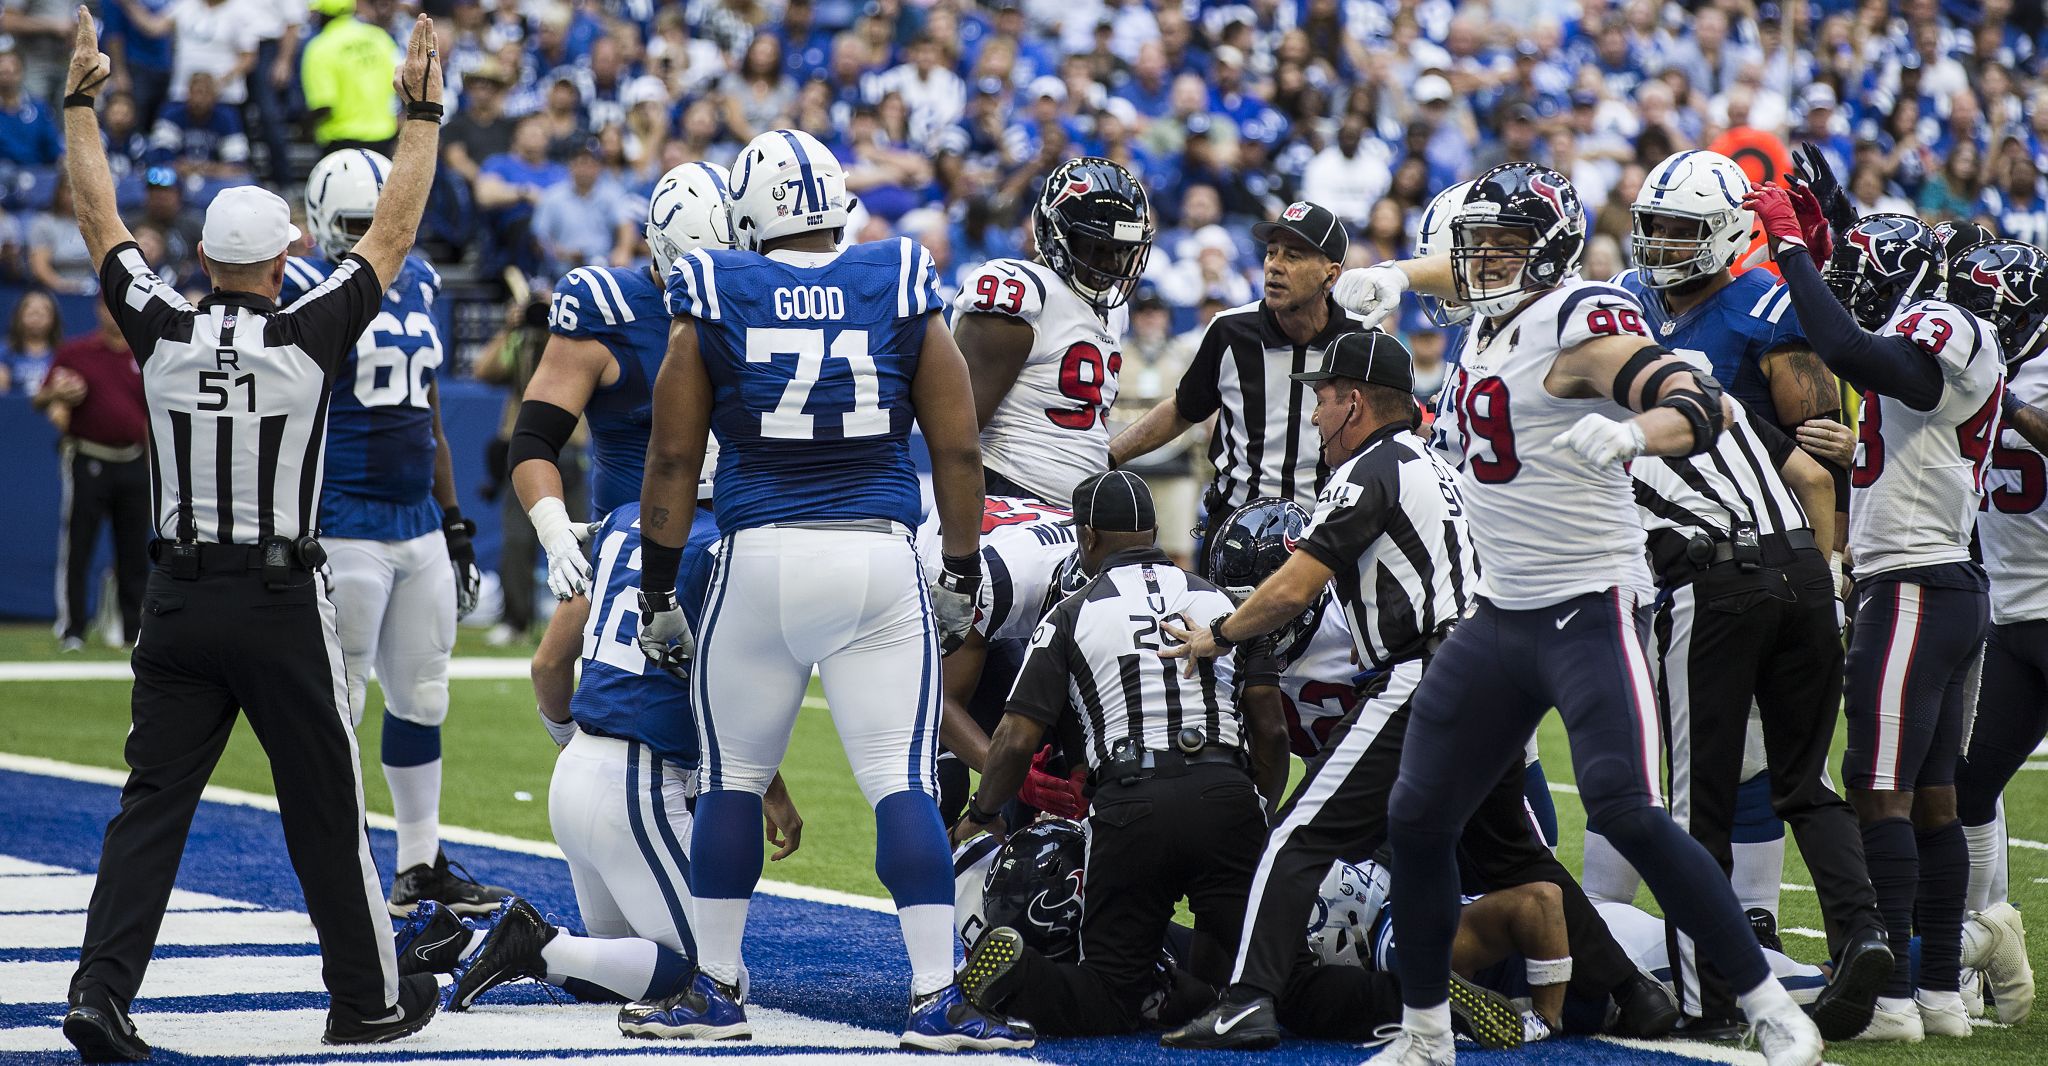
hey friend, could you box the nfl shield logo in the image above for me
[1283,202,1311,221]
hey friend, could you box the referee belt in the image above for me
[1093,743,1246,787]
[149,538,323,579]
[1652,528,1815,577]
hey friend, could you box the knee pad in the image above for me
[385,679,451,729]
[1574,752,1660,829]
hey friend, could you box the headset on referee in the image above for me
[56,9,451,1061]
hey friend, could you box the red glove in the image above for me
[1742,182,1806,259]
[1018,745,1088,820]
[1785,182,1834,264]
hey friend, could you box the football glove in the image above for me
[1017,745,1088,820]
[1553,413,1647,466]
[1793,142,1858,239]
[636,588,696,674]
[931,553,983,655]
[529,497,598,601]
[1743,183,1805,256]
[1332,264,1409,329]
[443,509,481,619]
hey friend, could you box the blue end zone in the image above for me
[0,767,1737,1066]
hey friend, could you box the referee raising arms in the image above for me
[58,10,448,1060]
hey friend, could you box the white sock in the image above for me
[1737,975,1796,1019]
[1405,1002,1452,1037]
[384,759,442,872]
[1876,995,1914,1013]
[1732,838,1785,916]
[1965,811,2008,913]
[899,903,956,997]
[541,933,660,1000]
[1917,989,1962,1012]
[1961,917,1997,971]
[693,898,750,987]
[1581,831,1641,906]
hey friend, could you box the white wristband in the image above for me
[539,707,578,748]
[528,496,574,545]
[1524,955,1573,987]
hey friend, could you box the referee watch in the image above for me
[1209,612,1240,652]
[963,796,1001,826]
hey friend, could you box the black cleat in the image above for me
[388,849,513,917]
[1748,908,1783,953]
[957,926,1029,1012]
[1159,988,1280,1050]
[1807,927,1893,1041]
[394,900,473,976]
[448,898,557,1010]
[1449,971,1523,1050]
[1671,1015,1745,1041]
[323,973,438,1044]
[1610,970,1681,1038]
[62,994,150,1063]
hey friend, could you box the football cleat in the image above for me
[1855,999,1924,1042]
[1917,992,1972,1038]
[62,993,150,1063]
[1521,1010,1553,1043]
[1362,1024,1455,1065]
[901,985,1037,1052]
[619,970,751,1040]
[1751,1000,1824,1066]
[394,900,473,976]
[323,972,438,1044]
[1807,927,1891,1041]
[447,898,556,1010]
[1972,902,2034,1024]
[1748,908,1783,953]
[1159,988,1280,1050]
[957,926,1028,1011]
[1448,971,1522,1050]
[1610,970,1681,1038]
[1961,969,1986,1019]
[388,850,513,916]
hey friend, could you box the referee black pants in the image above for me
[1648,550,1882,1019]
[70,555,400,1020]
[58,449,151,644]
[1002,762,1268,1036]
[1229,659,1640,1025]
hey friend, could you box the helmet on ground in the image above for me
[1821,213,1940,330]
[982,819,1087,962]
[305,149,391,262]
[1451,162,1587,318]
[1305,860,1389,967]
[728,130,854,251]
[1630,150,1754,290]
[647,161,733,270]
[1415,180,1474,326]
[1034,157,1155,310]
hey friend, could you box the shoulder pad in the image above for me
[1885,300,1986,375]
[1555,282,1653,351]
[554,267,642,334]
[953,258,1049,324]
[663,250,724,322]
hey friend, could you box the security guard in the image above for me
[57,11,448,1060]
[948,470,1292,1037]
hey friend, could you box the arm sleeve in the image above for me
[98,242,193,363]
[1173,317,1228,423]
[1004,614,1078,727]
[1777,246,1943,410]
[1295,459,1394,574]
[277,253,384,376]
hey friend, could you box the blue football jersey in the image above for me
[281,252,445,541]
[572,502,721,768]
[550,265,673,512]
[666,238,943,533]
[1615,268,1806,415]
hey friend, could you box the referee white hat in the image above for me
[201,186,304,264]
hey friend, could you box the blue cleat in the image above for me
[900,985,1037,1052]
[618,969,751,1040]
[393,900,474,976]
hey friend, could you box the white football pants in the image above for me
[324,532,454,729]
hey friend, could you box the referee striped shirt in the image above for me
[100,241,385,545]
[1175,296,1370,510]
[1006,547,1244,767]
[1631,395,1809,577]
[1295,425,1474,670]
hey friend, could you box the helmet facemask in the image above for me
[1631,207,1734,290]
[1453,219,1551,319]
[1038,211,1151,310]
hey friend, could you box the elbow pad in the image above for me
[508,400,579,474]
[1656,371,1726,456]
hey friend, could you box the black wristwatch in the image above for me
[1209,612,1239,651]
[963,797,1000,826]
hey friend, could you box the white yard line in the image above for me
[0,658,541,682]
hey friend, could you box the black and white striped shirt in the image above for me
[1631,396,1809,578]
[1006,547,1243,767]
[1296,426,1473,670]
[100,242,384,545]
[1175,296,1369,510]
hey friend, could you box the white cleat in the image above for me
[1751,1002,1823,1066]
[1961,970,1986,1019]
[1972,902,2034,1024]
[1361,1024,1455,1066]
[1917,993,1972,1038]
[1856,1000,1925,1042]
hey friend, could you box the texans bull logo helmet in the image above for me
[1822,213,1941,330]
[981,819,1088,962]
[1034,157,1155,310]
[1947,239,2048,368]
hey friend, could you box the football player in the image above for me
[1336,162,1824,1066]
[1749,187,2004,1040]
[284,149,505,915]
[511,161,733,602]
[631,129,1031,1051]
[953,157,1153,504]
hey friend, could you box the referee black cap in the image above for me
[1291,330,1414,394]
[1252,201,1348,263]
[1073,470,1155,532]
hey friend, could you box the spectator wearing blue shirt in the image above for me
[778,0,833,83]
[146,72,250,181]
[532,140,631,273]
[1978,149,2048,248]
[1794,83,1855,181]
[98,91,151,188]
[0,290,61,398]
[0,52,61,170]
[475,116,569,279]
[101,0,176,127]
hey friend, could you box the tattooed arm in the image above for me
[1763,344,1848,552]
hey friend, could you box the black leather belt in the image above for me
[1652,528,1817,578]
[149,537,324,580]
[1093,743,1246,787]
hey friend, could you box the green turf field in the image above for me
[1,621,2042,1063]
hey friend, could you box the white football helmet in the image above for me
[647,161,735,272]
[1415,179,1475,326]
[1631,150,1755,289]
[1304,860,1390,967]
[305,149,391,262]
[727,129,855,252]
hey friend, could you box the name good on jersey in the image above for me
[1850,300,2005,579]
[573,502,723,768]
[281,252,444,540]
[550,265,674,513]
[1434,279,1654,609]
[670,238,941,533]
[1980,355,2048,623]
[916,495,1076,643]
[1616,268,1804,417]
[1273,603,1362,757]
[953,258,1129,504]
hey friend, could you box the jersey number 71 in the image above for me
[746,326,890,440]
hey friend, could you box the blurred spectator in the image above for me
[240,0,306,185]
[872,34,964,147]
[0,0,70,102]
[1,289,61,396]
[1794,84,1854,180]
[1301,113,1391,228]
[1475,102,1543,174]
[1158,223,1253,308]
[442,59,515,186]
[1918,139,1982,221]
[147,72,250,180]
[0,211,23,282]
[1584,232,1624,282]
[646,7,725,97]
[533,140,630,273]
[98,90,150,184]
[536,73,590,159]
[475,114,567,278]
[1979,149,2048,248]
[112,0,256,110]
[301,0,398,152]
[720,34,797,144]
[1355,197,1407,266]
[28,172,93,295]
[101,0,176,127]
[0,51,61,169]
[1848,161,1913,217]
[563,35,630,131]
[136,166,200,274]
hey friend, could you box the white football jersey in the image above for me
[953,258,1129,504]
[916,495,1078,643]
[1275,603,1361,757]
[1976,353,2046,623]
[1849,299,2005,580]
[1435,278,1655,609]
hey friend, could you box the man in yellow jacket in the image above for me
[301,0,399,151]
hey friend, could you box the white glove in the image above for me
[1332,264,1410,329]
[930,554,984,655]
[529,497,596,600]
[636,587,696,674]
[1552,414,1648,466]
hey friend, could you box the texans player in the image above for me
[1335,163,1823,1065]
[1749,188,2004,1041]
[284,149,505,915]
[511,161,733,602]
[953,157,1153,504]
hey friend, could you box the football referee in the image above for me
[59,11,448,1060]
